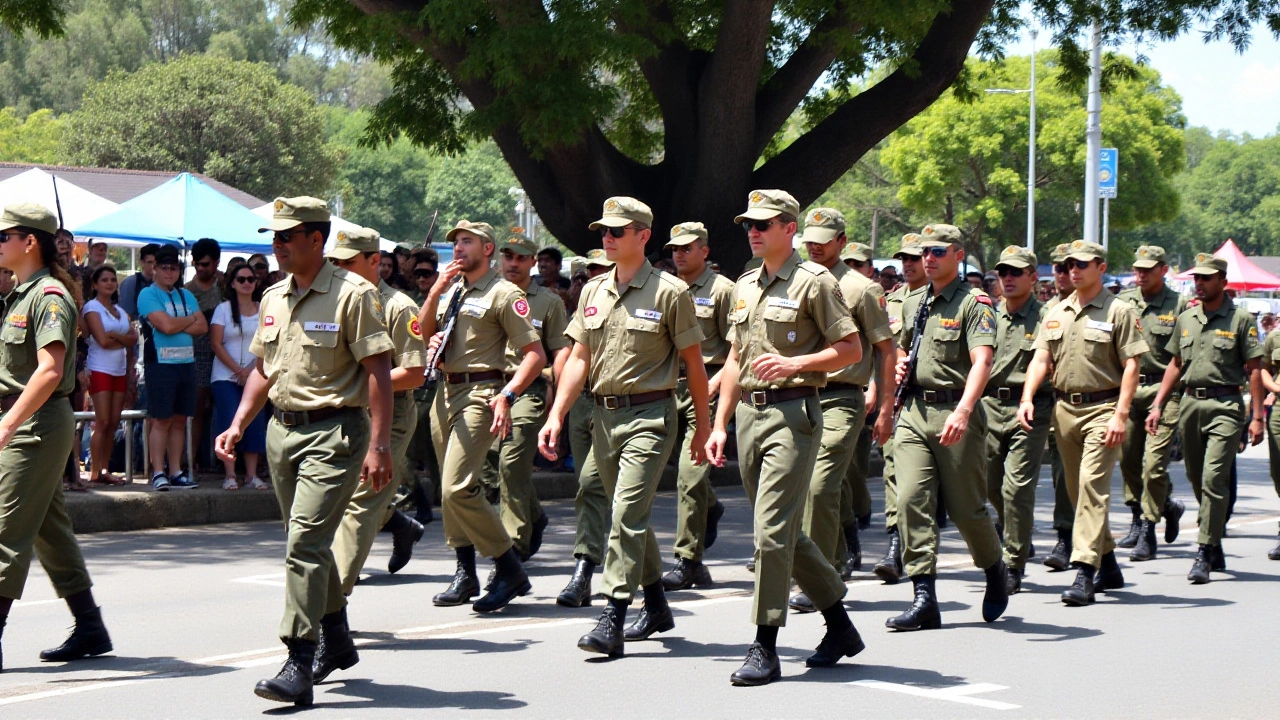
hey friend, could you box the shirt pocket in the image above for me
[762,306,799,348]
[624,316,662,351]
[300,328,339,375]
[1211,335,1237,358]
[694,305,715,320]
[257,325,280,367]
[1,325,26,366]
[1082,328,1112,359]
[932,327,962,361]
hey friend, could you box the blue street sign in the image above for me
[1099,147,1118,199]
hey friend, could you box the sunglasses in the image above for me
[157,263,180,271]
[996,267,1026,278]
[740,219,779,233]
[414,269,436,278]
[923,247,951,258]
[273,229,306,243]
[233,275,256,285]
[0,231,25,244]
[252,263,269,271]
[1068,259,1094,270]
[600,226,638,238]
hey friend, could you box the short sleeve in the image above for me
[137,286,162,319]
[855,286,893,346]
[211,301,231,328]
[965,295,997,350]
[809,273,857,344]
[345,286,395,362]
[1242,315,1263,361]
[33,292,75,350]
[668,288,704,351]
[389,301,428,369]
[1112,303,1150,362]
[498,287,540,351]
[1032,308,1055,353]
[715,281,734,348]
[1263,332,1280,371]
[1164,319,1182,359]
[542,295,571,352]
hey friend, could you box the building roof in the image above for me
[0,162,264,209]
[1251,256,1280,278]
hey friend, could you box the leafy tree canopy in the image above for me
[0,106,62,162]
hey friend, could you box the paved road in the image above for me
[3,445,1279,717]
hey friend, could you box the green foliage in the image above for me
[60,54,339,199]
[0,107,62,162]
[327,107,434,242]
[813,143,921,255]
[424,141,518,232]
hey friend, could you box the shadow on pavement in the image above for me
[1101,591,1233,608]
[796,662,971,686]
[284,677,526,713]
[948,615,1104,641]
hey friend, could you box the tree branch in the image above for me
[615,1,701,163]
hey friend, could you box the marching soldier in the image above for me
[416,221,547,612]
[982,246,1051,594]
[216,197,396,705]
[327,226,427,621]
[791,208,895,613]
[1259,318,1280,560]
[557,249,614,607]
[661,222,733,591]
[885,224,1007,631]
[1116,245,1188,560]
[1145,253,1263,583]
[706,190,866,686]
[1019,240,1147,607]
[1042,243,1076,571]
[538,197,708,658]
[0,204,112,673]
[872,234,927,584]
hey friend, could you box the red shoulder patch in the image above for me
[1187,299,1201,308]
[263,315,275,327]
[584,306,597,317]
[974,294,994,307]
[513,297,530,318]
[43,286,65,296]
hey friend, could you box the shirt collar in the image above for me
[760,251,801,286]
[689,265,716,289]
[1196,296,1235,321]
[13,267,52,294]
[1001,296,1038,319]
[467,266,501,293]
[1068,286,1112,312]
[935,275,967,302]
[290,259,337,296]
[606,260,655,295]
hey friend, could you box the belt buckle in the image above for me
[1069,393,1084,404]
[750,390,768,406]
[602,395,621,410]
[279,411,300,426]
[1193,388,1207,399]
[997,387,1012,400]
[922,390,938,403]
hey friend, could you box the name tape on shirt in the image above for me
[1086,320,1114,332]
[305,322,340,332]
[532,318,543,329]
[694,297,715,307]
[463,298,492,311]
[634,308,663,322]
[7,314,26,328]
[767,297,800,310]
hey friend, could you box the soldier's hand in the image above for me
[751,353,800,382]
[1103,413,1127,447]
[939,406,970,446]
[214,427,241,462]
[705,429,728,467]
[488,394,513,439]
[894,357,909,385]
[1144,408,1162,436]
[689,425,710,466]
[362,446,392,492]
[538,418,562,461]
[872,409,894,445]
[1016,400,1034,431]
[428,332,444,356]
[433,261,464,293]
[1249,417,1265,446]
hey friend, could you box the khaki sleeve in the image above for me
[1263,331,1280,371]
[1111,302,1150,362]
[668,286,704,351]
[715,279,733,347]
[390,300,428,369]
[1164,317,1183,359]
[32,292,76,351]
[855,286,893,346]
[810,272,858,344]
[499,287,541,350]
[346,286,395,362]
[964,295,997,350]
[543,295,571,352]
[1242,313,1263,362]
[1032,307,1055,354]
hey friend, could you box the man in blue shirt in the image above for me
[138,246,206,490]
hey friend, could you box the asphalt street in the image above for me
[2,444,1279,718]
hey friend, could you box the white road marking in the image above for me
[230,573,287,587]
[0,677,164,707]
[852,679,1020,710]
[11,599,62,609]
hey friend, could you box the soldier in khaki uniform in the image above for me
[1258,324,1280,560]
[1041,243,1076,571]
[982,246,1051,594]
[538,196,708,658]
[872,234,927,583]
[0,204,112,673]
[1145,253,1264,583]
[790,208,895,613]
[1116,245,1188,560]
[661,222,734,591]
[1020,240,1147,607]
[705,190,866,686]
[326,226,427,619]
[416,220,546,612]
[216,197,396,706]
[557,249,614,608]
[885,224,1007,632]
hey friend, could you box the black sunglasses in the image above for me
[414,269,436,278]
[252,263,269,271]
[923,247,950,258]
[233,275,256,284]
[740,219,778,233]
[273,229,306,243]
[0,231,25,244]
[1068,259,1094,270]
[996,266,1026,278]
[600,225,638,239]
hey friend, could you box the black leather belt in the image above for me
[984,384,1052,401]
[821,382,863,395]
[273,406,350,428]
[679,363,724,380]
[595,389,673,410]
[908,388,965,404]
[1055,388,1121,405]
[740,386,818,407]
[1138,373,1162,385]
[446,370,504,385]
[1185,385,1240,400]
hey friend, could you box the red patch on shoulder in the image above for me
[1187,299,1201,308]
[43,286,64,296]
[584,306,597,317]
[974,294,994,307]
[263,315,275,326]
[513,297,530,318]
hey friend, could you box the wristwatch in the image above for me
[500,389,518,405]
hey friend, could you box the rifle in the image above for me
[422,210,440,246]
[424,282,465,388]
[891,292,934,424]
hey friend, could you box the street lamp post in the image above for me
[985,29,1037,251]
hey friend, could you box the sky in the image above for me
[1002,23,1280,138]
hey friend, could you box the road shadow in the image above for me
[354,572,448,587]
[844,599,973,614]
[947,615,1103,641]
[347,632,540,656]
[279,677,525,713]
[7,654,235,681]
[1101,591,1233,608]
[795,662,971,686]
[616,636,811,664]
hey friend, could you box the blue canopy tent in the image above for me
[71,172,272,253]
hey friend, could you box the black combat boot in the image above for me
[705,500,725,550]
[578,602,625,657]
[556,557,595,607]
[1209,543,1226,572]
[1,616,6,673]
[312,608,359,683]
[885,575,941,631]
[384,510,425,574]
[1130,519,1158,562]
[473,549,531,613]
[661,556,712,591]
[1162,496,1185,543]
[1188,545,1212,584]
[1270,523,1280,561]
[788,592,816,613]
[730,642,781,686]
[805,602,864,667]
[1095,550,1125,592]
[255,639,315,705]
[522,511,549,561]
[982,560,1009,622]
[1061,564,1096,606]
[873,528,904,584]
[844,523,862,573]
[624,583,674,641]
[39,606,112,662]
[1043,528,1072,571]
[1005,565,1022,595]
[433,549,481,607]
[1116,506,1142,549]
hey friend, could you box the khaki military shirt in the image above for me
[503,281,569,375]
[729,251,858,392]
[889,284,928,347]
[1166,298,1261,389]
[685,265,735,366]
[379,280,427,372]
[437,267,540,375]
[989,296,1046,390]
[251,261,394,412]
[0,269,76,398]
[1262,329,1280,373]
[828,262,892,386]
[566,260,702,396]
[899,275,997,391]
[1034,288,1148,394]
[1119,284,1187,376]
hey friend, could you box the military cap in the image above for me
[395,241,416,253]
[501,230,538,256]
[1132,244,1168,269]
[589,196,653,230]
[326,226,381,260]
[919,224,962,248]
[259,196,330,232]
[1187,252,1228,276]
[445,219,496,244]
[666,222,708,247]
[894,233,923,258]
[584,248,614,267]
[734,189,800,223]
[841,242,873,262]
[798,208,846,245]
[0,202,58,235]
[1050,243,1072,264]
[1065,239,1107,262]
[995,245,1038,269]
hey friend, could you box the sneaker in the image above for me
[247,477,270,490]
[152,472,171,492]
[168,471,199,489]
[222,477,240,491]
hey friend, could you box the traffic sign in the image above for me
[1099,147,1118,199]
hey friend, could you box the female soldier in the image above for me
[0,203,112,672]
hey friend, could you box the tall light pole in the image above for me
[984,28,1037,251]
[1083,23,1103,246]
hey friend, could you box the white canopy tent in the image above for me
[251,203,397,255]
[0,168,128,242]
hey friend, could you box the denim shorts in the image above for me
[144,362,197,420]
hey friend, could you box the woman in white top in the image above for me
[81,265,137,485]
[209,266,268,490]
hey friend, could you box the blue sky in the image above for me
[1002,24,1280,138]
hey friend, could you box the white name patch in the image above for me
[634,308,663,322]
[304,322,339,332]
[1086,320,1114,332]
[767,297,800,309]
[694,297,715,307]
[463,298,492,310]
[532,319,544,329]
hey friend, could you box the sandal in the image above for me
[66,479,90,493]
[222,477,240,491]
[246,477,270,490]
[94,472,128,486]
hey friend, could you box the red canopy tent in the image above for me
[1173,239,1280,291]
